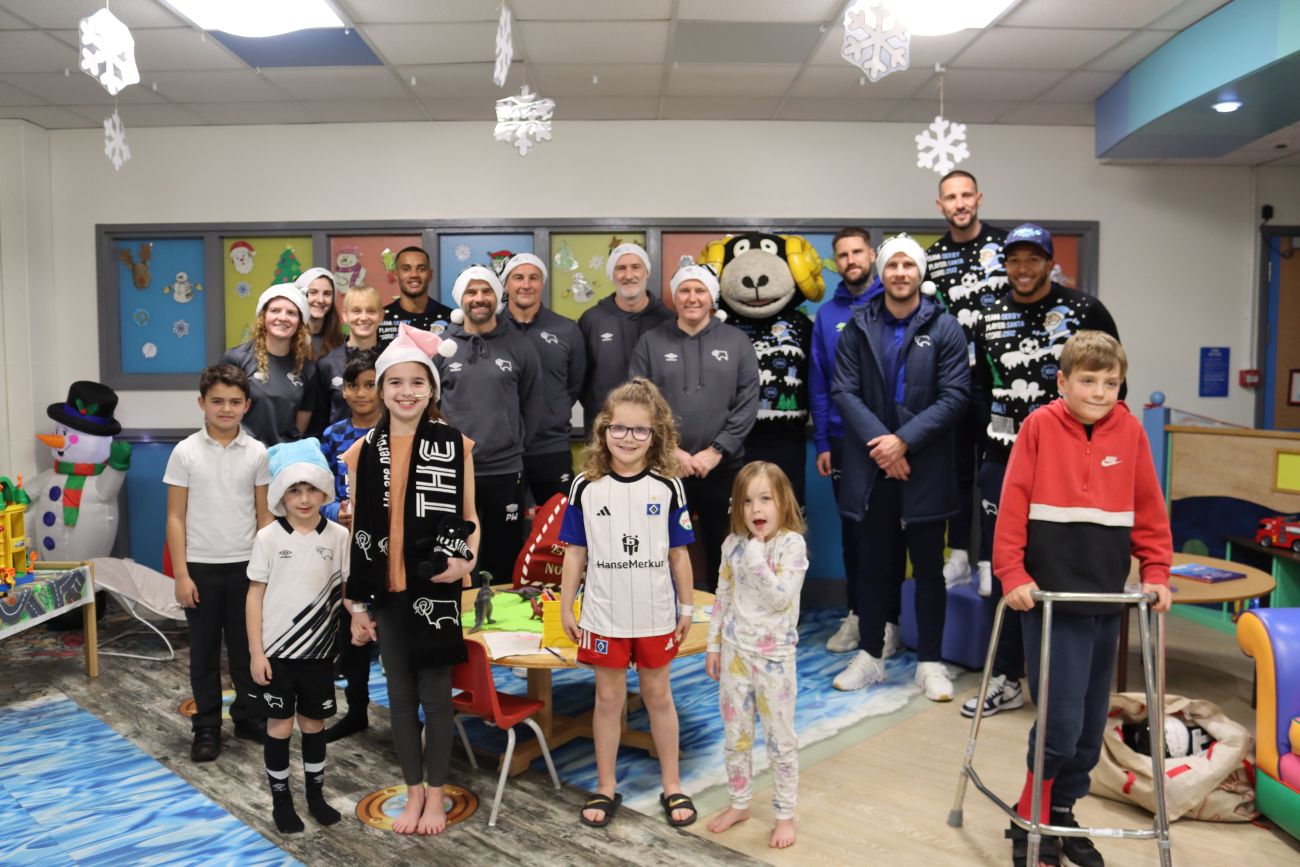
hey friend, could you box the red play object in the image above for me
[1256,514,1300,553]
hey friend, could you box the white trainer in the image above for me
[833,650,886,691]
[882,621,902,658]
[960,674,1025,718]
[915,661,954,701]
[943,549,972,588]
[826,612,860,653]
[977,560,993,597]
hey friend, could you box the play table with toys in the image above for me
[460,587,713,777]
[0,561,98,676]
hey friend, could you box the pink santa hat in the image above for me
[375,323,458,398]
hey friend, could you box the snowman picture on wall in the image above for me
[164,271,202,303]
[25,381,132,562]
[569,271,594,303]
[229,240,256,275]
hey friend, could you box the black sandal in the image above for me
[659,792,698,828]
[580,792,622,828]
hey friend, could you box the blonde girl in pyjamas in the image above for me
[705,461,808,849]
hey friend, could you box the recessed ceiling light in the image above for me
[162,0,343,38]
[1212,100,1243,113]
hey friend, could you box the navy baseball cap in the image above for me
[1004,223,1054,258]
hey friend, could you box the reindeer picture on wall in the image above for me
[119,243,153,289]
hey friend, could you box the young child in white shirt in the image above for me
[705,461,809,850]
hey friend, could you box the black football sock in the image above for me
[265,734,304,833]
[302,729,341,825]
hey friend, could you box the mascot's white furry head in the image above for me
[700,232,824,320]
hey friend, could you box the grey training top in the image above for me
[577,292,674,429]
[504,305,587,455]
[220,342,318,447]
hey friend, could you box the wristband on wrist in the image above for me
[678,603,695,616]
[349,602,368,614]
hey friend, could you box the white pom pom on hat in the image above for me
[450,264,505,324]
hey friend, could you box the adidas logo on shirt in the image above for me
[596,505,611,516]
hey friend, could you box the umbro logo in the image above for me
[278,549,293,559]
[1101,456,1121,467]
[596,506,611,516]
[664,352,679,362]
[600,332,614,342]
[449,362,463,373]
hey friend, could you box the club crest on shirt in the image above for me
[646,503,661,516]
[679,511,693,531]
[539,331,559,345]
[496,358,513,373]
[315,546,333,561]
[594,639,609,655]
[711,349,729,362]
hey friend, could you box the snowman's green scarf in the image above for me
[53,461,105,527]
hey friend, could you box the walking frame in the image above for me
[948,590,1173,867]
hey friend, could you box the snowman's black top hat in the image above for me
[47,381,122,436]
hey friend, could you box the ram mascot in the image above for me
[699,232,824,503]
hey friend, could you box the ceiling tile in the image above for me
[0,105,95,127]
[1000,0,1183,29]
[810,28,983,70]
[130,28,248,71]
[419,98,496,120]
[786,65,931,99]
[0,0,183,29]
[398,63,525,98]
[1146,0,1231,30]
[998,102,1095,126]
[259,67,408,101]
[953,26,1133,70]
[887,99,1020,124]
[0,8,32,28]
[0,70,165,104]
[0,77,44,105]
[298,98,426,123]
[774,97,902,122]
[677,0,841,22]
[519,22,668,64]
[661,97,780,120]
[939,69,1066,101]
[551,96,660,119]
[185,101,316,125]
[344,0,499,24]
[530,64,662,97]
[0,31,83,73]
[363,22,498,65]
[1036,70,1123,102]
[674,21,821,64]
[1084,30,1177,71]
[68,102,206,127]
[667,64,800,98]
[152,70,287,103]
[510,0,672,20]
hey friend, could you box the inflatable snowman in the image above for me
[25,382,131,562]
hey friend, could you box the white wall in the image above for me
[3,118,1292,474]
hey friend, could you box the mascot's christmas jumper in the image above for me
[700,233,824,503]
[26,381,131,562]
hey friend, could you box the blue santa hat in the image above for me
[267,438,335,516]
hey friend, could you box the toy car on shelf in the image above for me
[1256,514,1300,553]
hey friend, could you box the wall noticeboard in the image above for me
[116,238,208,374]
[1199,346,1230,398]
[222,236,314,349]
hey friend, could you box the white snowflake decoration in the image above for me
[103,110,130,171]
[915,115,970,174]
[235,280,251,297]
[493,6,513,87]
[79,8,140,96]
[588,255,605,270]
[141,342,158,359]
[454,244,472,262]
[494,86,555,156]
[172,319,190,338]
[842,1,909,83]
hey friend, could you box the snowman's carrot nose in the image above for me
[36,434,65,449]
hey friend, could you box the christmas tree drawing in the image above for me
[273,246,302,284]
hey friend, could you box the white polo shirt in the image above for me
[163,425,270,563]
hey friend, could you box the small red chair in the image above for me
[452,639,561,826]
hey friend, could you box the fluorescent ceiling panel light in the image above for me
[887,0,1017,37]
[163,0,344,38]
[1211,100,1242,112]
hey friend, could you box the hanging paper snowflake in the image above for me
[915,115,970,174]
[841,1,909,83]
[454,244,472,262]
[80,8,140,96]
[493,6,513,87]
[141,342,158,359]
[172,319,190,338]
[103,110,130,171]
[235,280,251,297]
[494,86,555,156]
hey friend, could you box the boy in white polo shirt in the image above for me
[246,439,349,833]
[165,364,273,762]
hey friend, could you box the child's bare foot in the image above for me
[707,806,750,833]
[392,784,425,835]
[417,786,449,836]
[770,818,795,848]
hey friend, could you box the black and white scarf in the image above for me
[349,416,468,668]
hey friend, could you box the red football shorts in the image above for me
[577,628,679,670]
